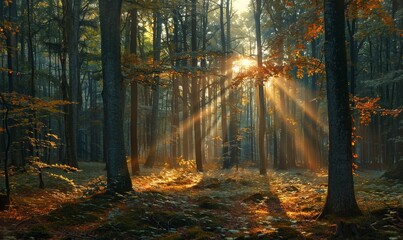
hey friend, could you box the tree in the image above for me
[320,0,361,218]
[254,0,267,175]
[99,0,132,193]
[191,0,203,172]
[144,6,162,168]
[6,0,17,93]
[220,0,229,168]
[62,0,82,168]
[130,8,140,175]
[0,93,11,210]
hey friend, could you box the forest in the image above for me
[0,0,402,239]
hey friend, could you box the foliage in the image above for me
[353,96,402,126]
[2,165,402,239]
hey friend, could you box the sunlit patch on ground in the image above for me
[1,162,402,239]
[132,168,203,192]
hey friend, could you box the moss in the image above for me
[243,192,271,203]
[92,204,148,238]
[160,226,217,240]
[191,212,226,231]
[194,178,221,189]
[197,196,222,210]
[147,210,193,229]
[16,225,53,239]
[45,202,101,226]
[271,227,305,239]
[94,206,193,238]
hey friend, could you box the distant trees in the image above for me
[99,0,132,192]
[0,0,400,193]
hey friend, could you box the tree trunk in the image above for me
[6,0,17,92]
[320,0,361,218]
[255,0,267,175]
[0,93,11,210]
[99,0,132,193]
[171,5,181,166]
[62,0,81,168]
[181,4,190,161]
[130,9,140,175]
[220,0,229,168]
[144,10,162,168]
[191,0,203,172]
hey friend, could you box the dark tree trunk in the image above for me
[130,9,140,175]
[171,5,181,166]
[191,0,203,172]
[220,0,229,168]
[144,10,162,168]
[278,84,287,170]
[181,4,190,161]
[255,0,267,175]
[0,93,11,210]
[6,0,17,92]
[320,0,361,218]
[99,0,132,193]
[62,0,81,168]
[227,0,239,168]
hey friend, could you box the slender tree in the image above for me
[0,93,11,210]
[130,8,140,175]
[320,0,361,218]
[191,0,203,172]
[220,0,229,168]
[254,0,267,175]
[144,7,162,168]
[99,0,132,193]
[6,0,17,93]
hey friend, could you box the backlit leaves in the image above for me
[353,96,402,126]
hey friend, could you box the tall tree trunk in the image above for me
[99,0,132,193]
[191,0,203,172]
[181,3,190,161]
[220,0,229,168]
[6,0,17,93]
[26,0,35,97]
[320,0,361,218]
[62,0,81,168]
[255,0,267,175]
[227,0,240,168]
[201,0,209,163]
[130,8,140,175]
[0,93,11,209]
[144,9,162,168]
[171,5,181,166]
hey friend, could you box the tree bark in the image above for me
[220,0,229,168]
[144,9,162,168]
[191,0,203,172]
[130,8,140,175]
[255,0,267,175]
[6,0,17,92]
[62,0,81,168]
[320,0,361,218]
[99,0,132,193]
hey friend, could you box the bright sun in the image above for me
[232,0,250,14]
[232,57,255,73]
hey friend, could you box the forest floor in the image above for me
[0,161,402,239]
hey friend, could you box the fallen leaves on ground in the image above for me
[0,162,402,239]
